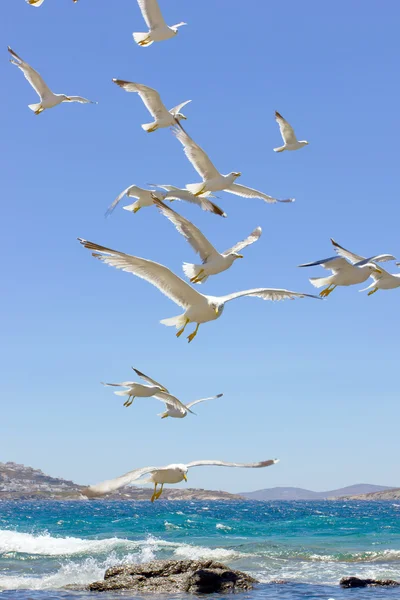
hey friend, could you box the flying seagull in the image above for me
[331,238,396,268]
[359,266,400,296]
[27,0,77,5]
[8,47,96,114]
[102,367,169,407]
[133,0,186,47]
[274,111,309,152]
[157,393,223,419]
[105,185,225,218]
[78,238,320,343]
[174,126,294,203]
[82,458,278,502]
[113,80,190,132]
[153,198,261,283]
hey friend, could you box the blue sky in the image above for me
[1,0,399,493]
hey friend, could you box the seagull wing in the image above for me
[8,46,52,100]
[101,381,135,388]
[78,239,205,309]
[218,288,321,304]
[105,185,142,217]
[137,0,168,30]
[223,227,262,256]
[132,368,168,392]
[169,99,191,116]
[113,80,169,119]
[185,393,223,410]
[64,96,96,104]
[298,256,353,274]
[224,183,294,204]
[275,111,298,144]
[153,198,219,261]
[153,391,190,414]
[173,126,220,180]
[355,254,397,267]
[82,465,159,497]
[330,239,365,264]
[186,458,279,469]
[154,186,226,218]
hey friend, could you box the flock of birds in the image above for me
[13,0,400,501]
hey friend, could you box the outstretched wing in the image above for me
[113,80,169,120]
[275,111,298,144]
[78,238,205,309]
[152,185,226,217]
[219,288,321,304]
[185,393,223,410]
[355,254,397,267]
[153,198,219,261]
[137,0,168,30]
[101,381,135,388]
[64,96,96,104]
[132,368,168,392]
[298,256,352,274]
[173,126,220,180]
[153,391,192,414]
[223,227,262,256]
[105,185,143,217]
[186,458,279,469]
[82,465,159,497]
[169,99,191,116]
[330,238,365,264]
[8,46,53,100]
[224,183,294,204]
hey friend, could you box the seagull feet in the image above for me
[368,287,379,296]
[147,125,158,133]
[133,206,141,214]
[155,485,164,500]
[34,108,43,115]
[138,38,151,46]
[194,186,207,197]
[123,396,135,407]
[320,285,336,298]
[190,269,205,284]
[176,319,190,338]
[187,324,200,343]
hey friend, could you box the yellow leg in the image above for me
[190,269,204,283]
[34,108,43,115]
[187,323,200,343]
[320,284,336,298]
[155,484,164,500]
[151,483,158,502]
[176,318,190,338]
[138,37,151,46]
[133,206,141,214]
[123,396,135,407]
[161,413,169,419]
[194,185,206,197]
[368,287,378,296]
[147,125,158,133]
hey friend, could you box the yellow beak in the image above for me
[183,474,187,481]
[375,268,383,274]
[214,307,219,315]
[237,254,244,259]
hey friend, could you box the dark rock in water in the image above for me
[340,577,400,588]
[88,559,258,593]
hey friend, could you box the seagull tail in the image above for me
[309,276,332,289]
[28,102,41,112]
[141,122,157,132]
[186,183,206,196]
[133,31,153,46]
[183,263,208,284]
[122,201,140,213]
[273,146,285,153]
[160,314,187,328]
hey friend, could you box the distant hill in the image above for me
[341,488,400,501]
[0,462,241,501]
[241,484,394,501]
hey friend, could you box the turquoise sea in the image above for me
[0,500,399,599]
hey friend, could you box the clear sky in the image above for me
[1,0,399,494]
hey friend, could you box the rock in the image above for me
[88,559,258,594]
[340,577,400,588]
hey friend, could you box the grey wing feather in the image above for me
[219,288,321,304]
[137,0,167,30]
[173,126,220,180]
[275,111,297,144]
[185,394,223,410]
[225,183,294,204]
[132,368,168,392]
[330,238,365,264]
[223,227,262,256]
[169,100,191,116]
[8,46,53,100]
[82,465,159,497]
[186,458,279,469]
[298,256,351,272]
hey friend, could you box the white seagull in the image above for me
[82,458,278,502]
[157,393,223,420]
[113,79,190,132]
[78,238,320,343]
[8,47,96,115]
[331,238,396,267]
[174,126,294,203]
[102,367,169,407]
[274,111,309,152]
[359,266,400,296]
[133,0,186,47]
[27,0,77,5]
[105,185,225,218]
[153,198,261,284]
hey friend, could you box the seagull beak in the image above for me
[214,307,219,315]
[374,268,383,274]
[183,474,187,482]
[237,254,244,259]
[181,115,187,120]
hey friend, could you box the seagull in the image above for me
[174,126,294,203]
[274,111,309,152]
[8,47,96,115]
[82,458,278,502]
[157,393,223,419]
[112,80,190,132]
[133,0,186,47]
[105,185,225,218]
[359,266,400,296]
[102,367,169,407]
[27,0,77,5]
[331,238,396,267]
[78,238,320,343]
[153,198,261,284]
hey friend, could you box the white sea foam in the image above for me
[216,523,232,531]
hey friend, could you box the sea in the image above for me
[0,500,399,599]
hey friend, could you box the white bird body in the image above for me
[78,238,320,343]
[174,127,293,203]
[8,47,96,114]
[153,198,261,284]
[82,458,278,501]
[157,393,222,419]
[112,80,190,132]
[133,0,186,47]
[360,267,400,295]
[274,111,309,152]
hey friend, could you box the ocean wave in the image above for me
[216,523,232,531]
